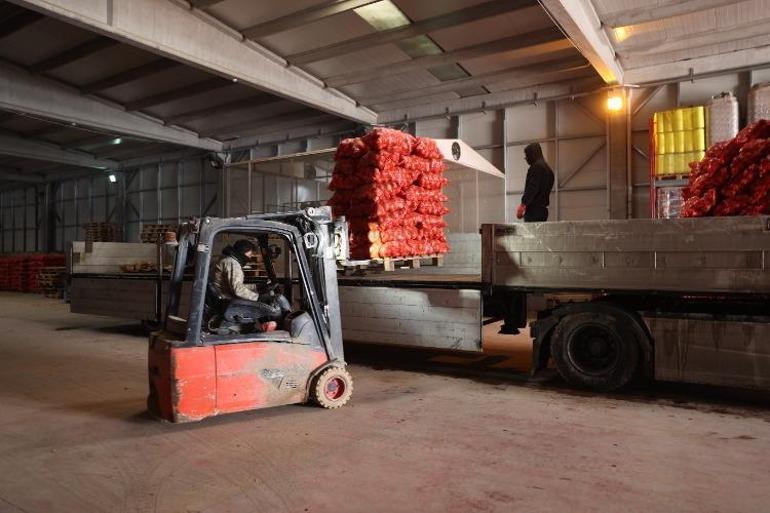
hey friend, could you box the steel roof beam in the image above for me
[0,61,222,151]
[0,8,43,39]
[242,0,379,40]
[188,0,226,8]
[624,46,770,85]
[202,108,324,138]
[0,167,45,183]
[601,0,738,29]
[165,95,284,124]
[376,76,603,123]
[224,113,341,140]
[12,0,376,124]
[80,59,181,95]
[29,37,118,73]
[622,32,770,70]
[360,57,590,106]
[124,77,232,111]
[228,120,358,151]
[22,124,68,140]
[615,17,770,54]
[0,131,118,168]
[540,0,623,84]
[324,28,569,88]
[288,0,537,65]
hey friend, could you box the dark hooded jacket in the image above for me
[521,143,555,210]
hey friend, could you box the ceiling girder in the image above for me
[80,59,181,95]
[0,8,42,39]
[0,61,222,151]
[0,168,45,183]
[29,36,118,73]
[242,0,379,40]
[203,108,323,138]
[166,95,284,124]
[0,131,118,169]
[124,77,231,111]
[11,0,376,124]
[360,57,589,106]
[377,75,603,123]
[539,0,623,84]
[324,28,569,88]
[287,0,537,65]
[602,0,738,29]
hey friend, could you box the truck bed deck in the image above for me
[483,217,770,295]
[338,273,481,290]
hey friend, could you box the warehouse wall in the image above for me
[0,186,43,253]
[0,155,220,253]
[411,68,768,223]
[3,69,770,253]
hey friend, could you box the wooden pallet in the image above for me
[341,254,444,273]
[654,174,690,181]
[140,224,178,244]
[84,223,122,242]
[37,266,66,297]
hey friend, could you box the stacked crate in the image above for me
[37,266,67,298]
[84,222,122,242]
[6,256,24,291]
[652,106,707,177]
[0,256,11,290]
[140,224,178,244]
[0,253,66,292]
[651,106,707,218]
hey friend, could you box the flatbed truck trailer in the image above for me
[70,215,770,392]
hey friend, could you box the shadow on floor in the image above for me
[346,342,770,420]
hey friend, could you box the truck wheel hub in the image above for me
[568,325,621,376]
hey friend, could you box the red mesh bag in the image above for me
[714,195,752,216]
[417,202,449,216]
[351,183,403,203]
[681,188,717,217]
[358,151,400,173]
[682,121,770,217]
[362,128,414,155]
[335,138,368,160]
[415,214,448,229]
[736,119,770,146]
[412,137,442,159]
[401,155,432,174]
[417,174,449,190]
[330,128,449,257]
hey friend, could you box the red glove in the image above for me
[516,203,526,219]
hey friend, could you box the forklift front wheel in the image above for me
[310,367,353,409]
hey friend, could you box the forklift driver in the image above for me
[210,239,291,332]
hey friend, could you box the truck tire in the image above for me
[310,367,353,409]
[551,311,640,391]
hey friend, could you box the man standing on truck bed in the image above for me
[517,142,555,222]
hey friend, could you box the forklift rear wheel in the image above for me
[311,367,353,409]
[551,311,640,392]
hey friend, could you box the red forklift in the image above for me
[147,207,353,422]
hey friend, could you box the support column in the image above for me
[44,182,59,252]
[607,88,630,219]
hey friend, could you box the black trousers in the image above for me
[226,294,292,324]
[524,206,548,222]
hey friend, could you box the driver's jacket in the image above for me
[210,255,260,302]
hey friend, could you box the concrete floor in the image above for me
[1,293,770,513]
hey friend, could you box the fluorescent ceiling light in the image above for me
[108,174,117,183]
[355,2,470,83]
[354,1,409,31]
